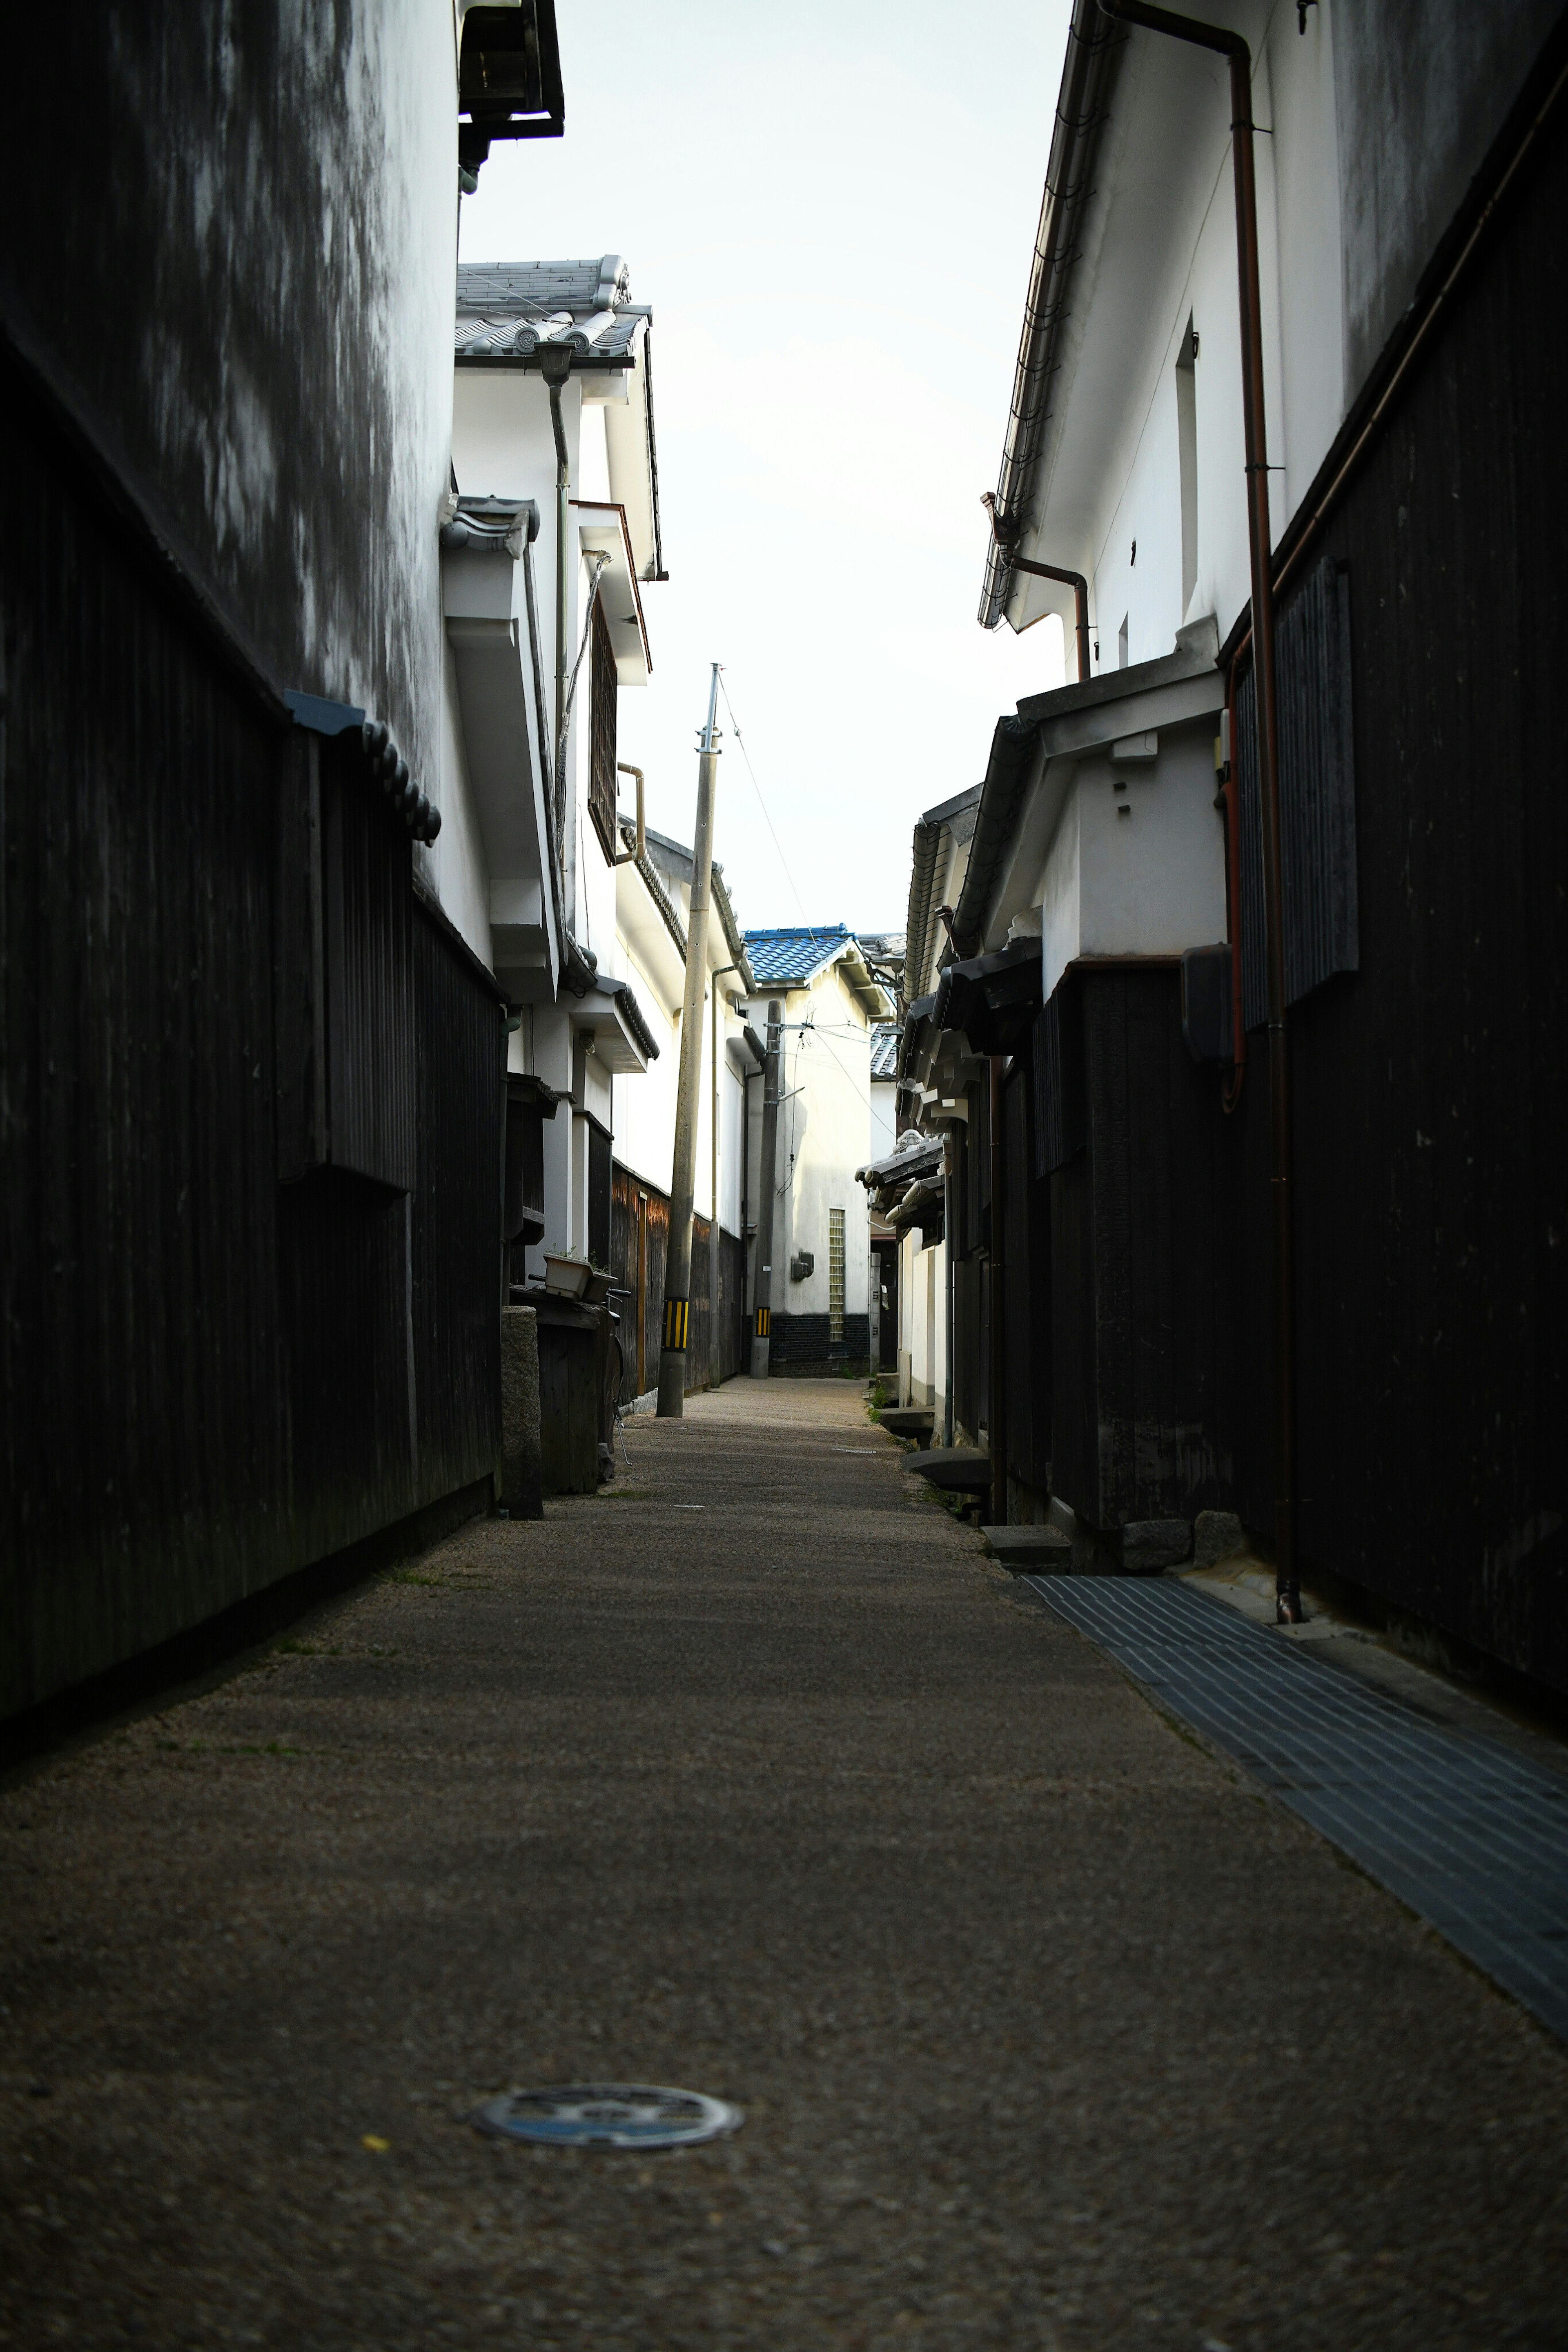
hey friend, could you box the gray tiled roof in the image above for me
[455,254,647,363]
[870,1024,901,1081]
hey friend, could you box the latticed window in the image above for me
[588,596,618,863]
[828,1207,846,1344]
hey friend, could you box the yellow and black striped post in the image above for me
[753,1306,770,1340]
[662,1296,690,1353]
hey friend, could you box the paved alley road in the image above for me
[3,1379,1566,2350]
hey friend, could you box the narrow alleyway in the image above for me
[3,1381,1566,2351]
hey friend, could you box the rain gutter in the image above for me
[979,0,1122,630]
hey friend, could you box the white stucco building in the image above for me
[437,254,667,1281]
[741,928,892,1375]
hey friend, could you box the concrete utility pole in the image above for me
[657,664,722,1418]
[749,999,783,1378]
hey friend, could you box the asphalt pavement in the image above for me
[2,1376,1566,2350]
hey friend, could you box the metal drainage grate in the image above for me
[1024,1574,1568,2044]
[474,2084,743,2149]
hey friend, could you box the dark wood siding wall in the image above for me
[987,85,1568,1688]
[609,1164,745,1399]
[1002,1062,1051,1494]
[1224,82,1568,1686]
[0,363,504,1723]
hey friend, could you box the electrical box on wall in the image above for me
[790,1251,814,1282]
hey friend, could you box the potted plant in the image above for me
[542,1251,591,1300]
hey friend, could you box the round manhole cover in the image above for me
[474,2084,744,2150]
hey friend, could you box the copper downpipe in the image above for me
[1221,660,1247,1112]
[1009,557,1093,684]
[988,1055,1008,1530]
[981,493,1093,684]
[1097,0,1298,1620]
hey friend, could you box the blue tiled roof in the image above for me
[742,925,855,988]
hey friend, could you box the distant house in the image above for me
[867,1022,902,1373]
[741,927,893,1375]
[445,253,667,1302]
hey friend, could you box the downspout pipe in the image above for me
[751,999,784,1379]
[612,762,646,865]
[982,494,1092,684]
[987,1056,1008,1527]
[1011,557,1091,684]
[710,960,742,1388]
[536,339,574,843]
[942,1135,955,1450]
[519,506,568,984]
[1095,0,1298,1623]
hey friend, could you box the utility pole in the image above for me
[749,999,783,1378]
[657,664,721,1418]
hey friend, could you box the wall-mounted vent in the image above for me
[1236,557,1359,1031]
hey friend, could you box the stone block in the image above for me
[500,1304,543,1520]
[1193,1509,1245,1569]
[1121,1516,1191,1572]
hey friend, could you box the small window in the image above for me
[828,1208,846,1344]
[588,597,618,864]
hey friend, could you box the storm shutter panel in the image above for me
[1236,557,1359,1032]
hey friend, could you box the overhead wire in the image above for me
[715,675,811,925]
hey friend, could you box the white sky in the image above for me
[458,0,1071,937]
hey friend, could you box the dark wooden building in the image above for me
[914,0,1568,1693]
[0,5,559,1732]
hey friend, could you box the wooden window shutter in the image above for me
[588,597,619,865]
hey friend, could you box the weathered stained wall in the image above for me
[1,0,458,789]
[1228,66,1568,1687]
[0,388,505,1721]
[1332,0,1564,401]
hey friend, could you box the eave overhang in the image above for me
[440,495,559,990]
[571,499,650,684]
[573,972,659,1075]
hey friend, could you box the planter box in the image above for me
[543,1253,590,1300]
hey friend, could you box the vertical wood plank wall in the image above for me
[0,370,505,1722]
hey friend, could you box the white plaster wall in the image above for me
[870,1077,898,1163]
[608,942,678,1196]
[720,1050,746,1235]
[1039,777,1083,1004]
[1014,2,1343,667]
[1032,720,1225,995]
[898,1226,947,1412]
[1076,725,1228,960]
[431,630,493,963]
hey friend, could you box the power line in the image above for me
[715,675,811,924]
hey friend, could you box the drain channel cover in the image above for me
[474,2083,743,2149]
